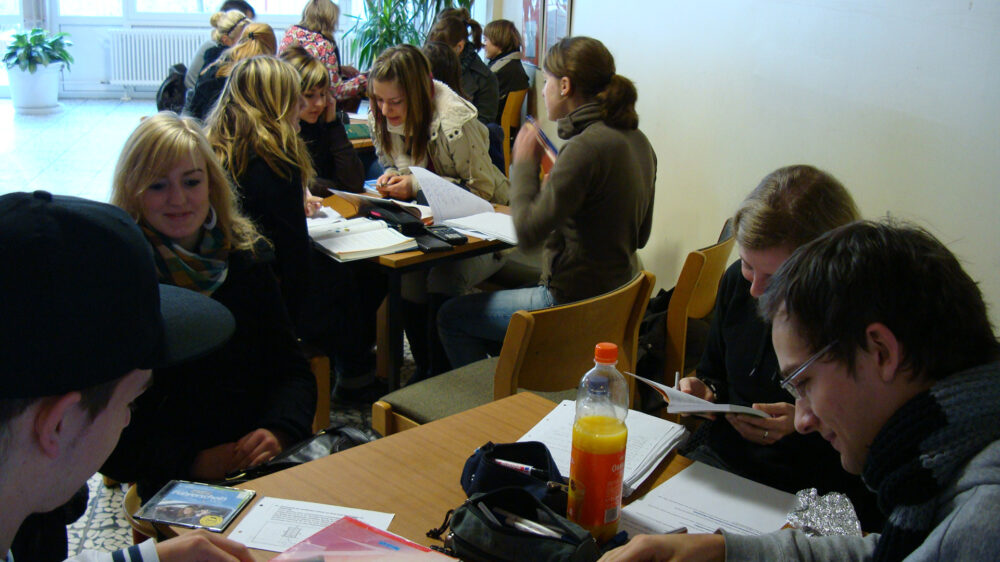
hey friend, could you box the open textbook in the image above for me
[619,462,796,536]
[409,166,518,244]
[625,371,769,418]
[307,212,416,262]
[518,400,688,496]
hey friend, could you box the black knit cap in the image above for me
[0,191,235,399]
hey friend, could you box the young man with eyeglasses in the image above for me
[0,192,254,562]
[601,220,1000,561]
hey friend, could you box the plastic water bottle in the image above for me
[567,342,629,542]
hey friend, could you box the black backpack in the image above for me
[156,63,188,113]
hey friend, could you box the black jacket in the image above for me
[460,45,500,125]
[488,50,529,123]
[694,261,881,529]
[237,157,311,325]
[300,117,365,195]
[183,63,227,122]
[101,246,316,500]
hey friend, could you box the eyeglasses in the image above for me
[779,341,836,400]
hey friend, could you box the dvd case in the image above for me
[134,480,255,533]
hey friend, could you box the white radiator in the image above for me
[109,28,206,87]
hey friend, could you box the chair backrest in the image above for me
[663,227,735,380]
[493,271,655,404]
[500,89,528,176]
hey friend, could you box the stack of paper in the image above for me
[518,400,688,496]
[619,462,796,537]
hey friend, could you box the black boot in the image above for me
[402,299,431,385]
[427,292,453,376]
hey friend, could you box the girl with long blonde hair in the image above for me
[102,112,315,498]
[184,22,277,120]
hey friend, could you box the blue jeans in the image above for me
[437,285,557,368]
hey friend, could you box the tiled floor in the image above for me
[0,98,156,201]
[2,97,404,555]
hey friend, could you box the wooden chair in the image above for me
[123,484,177,545]
[372,271,655,436]
[500,89,528,176]
[664,222,735,384]
[309,354,331,433]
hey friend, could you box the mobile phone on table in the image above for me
[426,225,468,246]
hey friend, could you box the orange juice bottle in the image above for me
[567,342,629,543]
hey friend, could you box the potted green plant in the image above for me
[3,28,74,114]
[345,0,472,70]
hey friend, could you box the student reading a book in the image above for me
[184,22,276,122]
[677,165,879,529]
[100,112,316,501]
[427,10,499,125]
[281,45,365,194]
[209,56,386,403]
[483,19,529,124]
[0,191,253,561]
[369,44,510,380]
[438,36,655,370]
[279,0,366,105]
[601,221,1000,562]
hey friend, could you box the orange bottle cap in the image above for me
[594,342,618,363]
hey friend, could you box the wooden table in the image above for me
[373,236,510,389]
[211,393,691,560]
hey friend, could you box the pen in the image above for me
[674,371,680,389]
[493,458,548,479]
[493,507,563,539]
[665,526,688,534]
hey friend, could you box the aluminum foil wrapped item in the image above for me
[786,488,862,537]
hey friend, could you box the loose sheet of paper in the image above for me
[619,462,795,537]
[518,400,687,495]
[625,371,768,418]
[228,497,394,552]
[444,212,518,244]
[410,166,493,221]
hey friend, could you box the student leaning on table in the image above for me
[601,220,1000,562]
[100,112,316,499]
[368,43,510,381]
[677,165,880,530]
[0,191,252,561]
[437,35,656,369]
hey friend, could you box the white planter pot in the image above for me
[8,64,63,115]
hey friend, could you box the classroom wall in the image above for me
[499,0,1000,325]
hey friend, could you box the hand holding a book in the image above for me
[156,529,254,561]
[725,402,796,445]
[678,377,717,420]
[598,532,725,562]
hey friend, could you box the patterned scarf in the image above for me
[863,363,1000,561]
[140,210,231,295]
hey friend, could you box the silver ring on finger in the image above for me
[763,430,769,440]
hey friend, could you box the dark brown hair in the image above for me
[431,8,482,50]
[543,36,638,130]
[759,220,1000,381]
[422,40,465,99]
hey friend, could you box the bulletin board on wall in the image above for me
[522,0,571,66]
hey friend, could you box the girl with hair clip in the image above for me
[483,19,529,124]
[280,45,365,194]
[184,5,254,90]
[184,21,276,121]
[369,43,509,381]
[675,165,882,530]
[101,112,316,501]
[427,10,499,124]
[208,55,384,403]
[280,0,366,104]
[438,36,656,370]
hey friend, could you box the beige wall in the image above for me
[498,0,1000,324]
